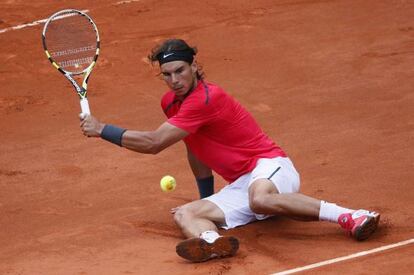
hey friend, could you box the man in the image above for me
[80,39,380,263]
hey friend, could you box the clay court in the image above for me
[1,0,413,274]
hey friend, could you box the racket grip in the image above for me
[80,98,91,115]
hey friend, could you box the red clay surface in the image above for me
[1,0,413,274]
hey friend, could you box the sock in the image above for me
[199,230,220,244]
[196,176,214,199]
[319,201,354,223]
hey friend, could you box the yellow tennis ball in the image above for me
[160,175,176,192]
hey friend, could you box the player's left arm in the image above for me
[80,115,188,154]
[186,145,213,179]
[186,145,215,198]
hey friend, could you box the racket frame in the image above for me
[42,9,100,115]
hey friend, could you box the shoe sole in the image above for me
[354,213,380,241]
[176,236,239,262]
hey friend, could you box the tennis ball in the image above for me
[160,175,176,192]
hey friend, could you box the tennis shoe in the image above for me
[176,236,239,262]
[338,209,380,241]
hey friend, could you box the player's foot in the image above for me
[176,236,239,262]
[338,209,380,241]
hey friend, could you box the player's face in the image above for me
[160,61,198,98]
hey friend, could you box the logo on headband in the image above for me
[157,50,195,65]
[163,53,174,58]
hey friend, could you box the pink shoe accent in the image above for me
[338,210,380,241]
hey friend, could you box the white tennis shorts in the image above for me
[204,157,300,229]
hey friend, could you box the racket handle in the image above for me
[80,98,91,115]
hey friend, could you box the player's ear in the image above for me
[190,61,197,74]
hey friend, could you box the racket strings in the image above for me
[45,11,97,74]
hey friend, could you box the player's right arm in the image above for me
[122,122,188,154]
[80,115,188,154]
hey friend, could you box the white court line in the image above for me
[0,0,142,34]
[0,9,89,34]
[114,0,140,4]
[271,238,414,275]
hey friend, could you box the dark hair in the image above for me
[148,38,205,80]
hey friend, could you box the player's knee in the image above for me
[249,179,281,214]
[249,193,284,215]
[173,205,194,227]
[249,194,267,214]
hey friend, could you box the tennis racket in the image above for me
[42,9,100,115]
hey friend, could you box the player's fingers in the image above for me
[170,206,181,214]
[79,113,88,120]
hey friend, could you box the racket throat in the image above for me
[78,87,87,98]
[64,74,86,96]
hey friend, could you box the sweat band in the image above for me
[100,124,127,147]
[196,175,214,199]
[156,49,195,65]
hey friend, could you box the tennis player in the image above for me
[80,39,380,263]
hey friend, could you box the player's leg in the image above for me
[173,199,224,238]
[176,172,268,262]
[174,200,239,262]
[248,157,380,241]
[248,180,321,221]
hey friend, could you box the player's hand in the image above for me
[170,206,181,214]
[79,113,105,137]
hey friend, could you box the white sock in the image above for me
[199,230,220,244]
[319,201,354,223]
